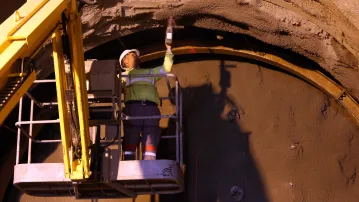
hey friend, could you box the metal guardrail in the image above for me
[14,73,183,168]
[14,93,62,165]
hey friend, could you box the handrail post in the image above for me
[179,89,183,168]
[16,97,23,165]
[28,99,34,163]
[175,80,179,163]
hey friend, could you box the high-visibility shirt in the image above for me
[122,51,173,105]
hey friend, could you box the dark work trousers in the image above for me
[123,101,161,160]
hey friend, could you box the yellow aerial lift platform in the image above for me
[0,0,184,199]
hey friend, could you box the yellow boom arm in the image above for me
[0,0,91,180]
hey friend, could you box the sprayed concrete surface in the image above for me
[7,59,359,202]
[1,0,359,100]
[79,0,359,101]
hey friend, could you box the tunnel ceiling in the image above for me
[75,0,359,101]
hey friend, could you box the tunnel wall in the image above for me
[1,0,359,100]
[79,0,359,101]
[1,1,359,202]
[7,57,359,202]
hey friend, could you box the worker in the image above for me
[119,44,174,160]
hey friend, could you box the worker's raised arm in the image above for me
[162,45,174,73]
[151,45,174,80]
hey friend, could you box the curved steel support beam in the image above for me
[140,46,359,127]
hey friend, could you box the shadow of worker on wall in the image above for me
[159,60,269,202]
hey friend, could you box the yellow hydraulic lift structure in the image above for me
[0,0,90,180]
[0,0,184,199]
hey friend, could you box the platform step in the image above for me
[14,160,184,199]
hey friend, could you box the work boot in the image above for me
[143,153,156,160]
[143,155,156,160]
[123,151,136,160]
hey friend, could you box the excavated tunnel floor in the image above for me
[4,54,359,202]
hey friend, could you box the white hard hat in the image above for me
[119,49,140,70]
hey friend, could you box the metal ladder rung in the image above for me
[6,84,21,88]
[8,76,23,81]
[0,92,13,95]
[7,80,21,83]
[0,74,29,112]
[3,85,18,91]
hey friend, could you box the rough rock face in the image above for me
[10,59,359,202]
[80,0,359,100]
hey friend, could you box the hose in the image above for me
[102,124,120,148]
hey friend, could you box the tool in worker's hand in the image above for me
[165,16,176,46]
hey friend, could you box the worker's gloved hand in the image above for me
[163,43,174,72]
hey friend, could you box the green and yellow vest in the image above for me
[122,67,164,105]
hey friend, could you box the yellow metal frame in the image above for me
[65,0,91,180]
[0,0,91,180]
[0,0,68,125]
[0,0,69,78]
[140,46,359,127]
[52,28,71,178]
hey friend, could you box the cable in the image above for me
[102,124,120,148]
